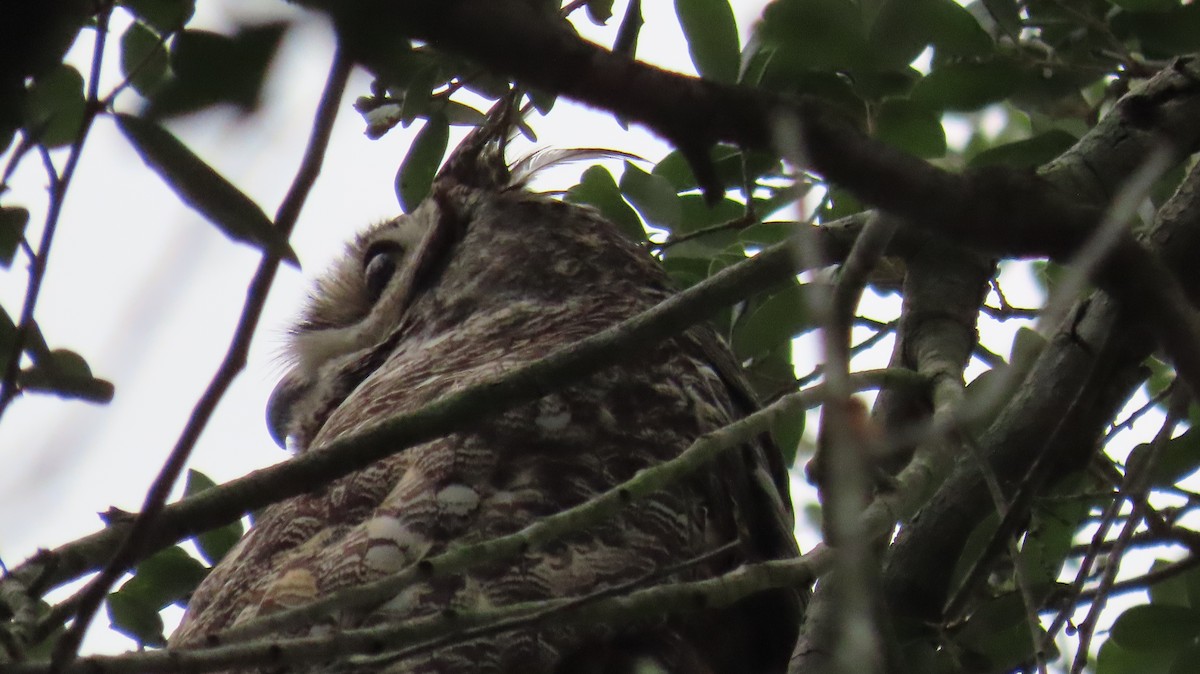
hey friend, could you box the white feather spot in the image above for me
[536,397,571,431]
[436,484,480,517]
[364,516,425,573]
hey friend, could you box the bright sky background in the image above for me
[0,0,1165,659]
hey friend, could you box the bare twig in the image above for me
[48,49,354,668]
[1069,389,1189,673]
[815,211,900,674]
[1104,381,1173,443]
[0,2,114,421]
[10,553,830,674]
[1075,553,1200,603]
[359,542,742,668]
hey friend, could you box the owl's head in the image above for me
[267,141,658,453]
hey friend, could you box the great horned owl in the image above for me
[171,125,802,672]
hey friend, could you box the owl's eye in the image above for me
[363,241,405,302]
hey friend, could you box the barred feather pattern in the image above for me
[172,179,801,673]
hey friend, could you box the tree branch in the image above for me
[884,158,1200,626]
[8,553,829,674]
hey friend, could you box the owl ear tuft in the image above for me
[508,148,644,187]
[435,96,521,191]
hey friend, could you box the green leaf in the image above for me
[951,591,1046,671]
[968,129,1077,168]
[441,101,487,127]
[106,588,166,647]
[398,65,441,128]
[911,59,1022,111]
[116,113,298,263]
[120,20,170,96]
[19,349,115,403]
[653,150,701,192]
[1110,604,1200,652]
[0,206,29,267]
[732,285,814,359]
[459,71,511,100]
[740,221,798,247]
[585,0,615,24]
[614,0,644,58]
[395,113,449,212]
[1097,635,1178,674]
[758,0,868,71]
[674,195,744,238]
[146,23,287,118]
[1147,558,1200,609]
[675,0,740,83]
[1111,5,1200,56]
[652,145,781,193]
[771,405,806,467]
[0,308,17,374]
[565,165,646,242]
[662,256,711,289]
[119,0,196,33]
[1169,641,1200,674]
[619,161,682,230]
[980,0,1022,38]
[1144,429,1200,488]
[926,0,994,58]
[867,0,991,69]
[184,469,245,565]
[743,340,799,405]
[527,88,557,115]
[1019,475,1094,585]
[23,64,85,148]
[122,546,209,609]
[874,98,946,158]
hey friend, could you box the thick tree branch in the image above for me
[884,158,1200,626]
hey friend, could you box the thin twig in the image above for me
[1075,553,1200,604]
[793,319,896,389]
[361,542,741,669]
[0,2,114,421]
[10,553,831,674]
[1104,381,1173,443]
[820,210,899,674]
[955,431,1049,674]
[49,49,353,668]
[1069,389,1189,673]
[654,212,759,252]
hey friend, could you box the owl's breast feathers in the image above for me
[173,188,802,673]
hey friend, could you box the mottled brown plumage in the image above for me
[172,124,801,672]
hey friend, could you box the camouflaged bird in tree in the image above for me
[171,118,802,673]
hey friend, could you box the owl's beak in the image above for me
[266,370,307,450]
